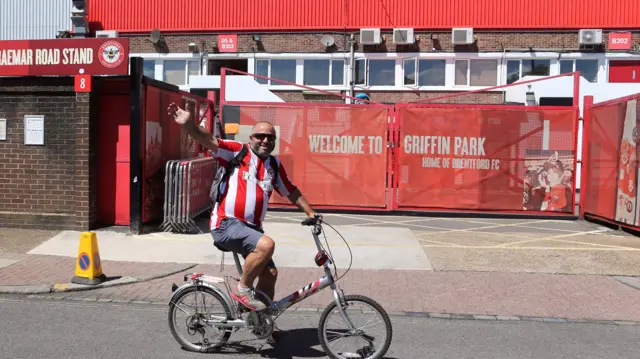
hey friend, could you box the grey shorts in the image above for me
[211,217,276,269]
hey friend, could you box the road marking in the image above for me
[545,238,639,250]
[415,230,533,240]
[416,238,468,247]
[345,218,444,227]
[265,214,307,222]
[420,245,640,251]
[495,229,610,248]
[422,220,556,235]
[506,224,592,234]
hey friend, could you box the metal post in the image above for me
[129,57,144,235]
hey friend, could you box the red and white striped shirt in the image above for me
[209,139,297,230]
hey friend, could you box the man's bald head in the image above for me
[252,121,276,134]
[249,121,277,158]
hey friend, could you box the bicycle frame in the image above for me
[189,222,357,331]
[267,225,341,316]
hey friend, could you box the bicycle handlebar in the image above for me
[301,214,322,226]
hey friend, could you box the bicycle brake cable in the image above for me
[321,221,353,282]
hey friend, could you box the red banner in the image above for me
[584,97,640,225]
[187,159,217,214]
[0,38,129,76]
[396,106,577,212]
[142,85,210,223]
[226,104,390,208]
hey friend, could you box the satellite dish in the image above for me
[320,35,335,47]
[150,28,162,44]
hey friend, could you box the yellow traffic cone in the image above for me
[71,232,107,285]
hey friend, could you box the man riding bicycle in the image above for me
[167,102,321,313]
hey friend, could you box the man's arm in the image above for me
[287,188,318,218]
[168,102,219,153]
[182,118,219,153]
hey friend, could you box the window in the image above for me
[455,59,498,86]
[354,59,396,86]
[506,59,551,84]
[355,59,366,85]
[560,59,598,82]
[303,59,345,86]
[255,59,296,85]
[403,59,446,86]
[162,60,200,86]
[143,59,156,78]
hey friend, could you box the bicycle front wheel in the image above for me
[318,294,393,359]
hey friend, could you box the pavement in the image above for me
[2,210,640,324]
[2,296,639,359]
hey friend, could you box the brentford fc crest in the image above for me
[98,41,125,68]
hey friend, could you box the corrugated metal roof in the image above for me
[0,0,72,40]
[87,0,640,33]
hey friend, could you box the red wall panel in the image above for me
[87,0,640,33]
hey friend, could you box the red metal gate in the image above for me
[219,68,581,217]
[393,103,579,215]
[581,93,640,229]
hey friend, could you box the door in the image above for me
[608,60,640,83]
[97,80,131,226]
[207,59,248,75]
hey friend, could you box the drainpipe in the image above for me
[348,34,356,104]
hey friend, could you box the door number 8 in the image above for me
[75,75,91,92]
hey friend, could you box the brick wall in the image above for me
[0,77,95,231]
[129,31,639,54]
[273,90,503,104]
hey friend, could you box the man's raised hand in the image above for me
[167,102,191,126]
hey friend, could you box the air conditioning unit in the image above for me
[579,29,603,45]
[360,28,382,45]
[393,28,414,44]
[96,30,118,38]
[452,28,474,45]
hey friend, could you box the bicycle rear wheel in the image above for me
[168,285,233,353]
[318,294,393,359]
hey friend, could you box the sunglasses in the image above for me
[251,133,276,141]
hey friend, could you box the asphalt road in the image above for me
[1,296,638,359]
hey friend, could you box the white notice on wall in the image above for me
[0,119,6,141]
[24,115,44,145]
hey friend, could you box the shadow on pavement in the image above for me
[203,328,397,359]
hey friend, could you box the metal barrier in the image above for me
[161,157,217,234]
[581,93,640,229]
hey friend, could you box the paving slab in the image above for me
[0,258,20,270]
[424,247,640,276]
[26,223,433,271]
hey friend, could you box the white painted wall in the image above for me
[187,75,285,102]
[505,75,640,118]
